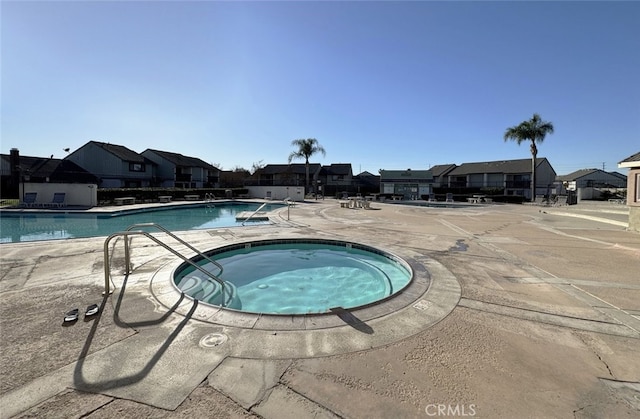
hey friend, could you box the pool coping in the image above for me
[125,236,462,358]
[0,199,278,216]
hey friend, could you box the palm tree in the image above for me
[504,113,554,202]
[288,138,326,194]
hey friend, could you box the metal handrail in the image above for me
[125,223,223,276]
[103,228,224,296]
[241,202,268,226]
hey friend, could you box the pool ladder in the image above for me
[103,222,225,296]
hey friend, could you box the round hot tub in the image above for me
[173,238,413,315]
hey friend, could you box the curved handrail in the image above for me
[125,223,223,276]
[241,202,268,226]
[103,230,224,296]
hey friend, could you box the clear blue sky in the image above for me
[2,1,638,175]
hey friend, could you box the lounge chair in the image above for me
[534,195,548,206]
[46,192,66,208]
[554,195,568,206]
[19,192,38,208]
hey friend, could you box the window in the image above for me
[129,162,145,172]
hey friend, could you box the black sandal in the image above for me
[85,304,99,317]
[64,308,79,322]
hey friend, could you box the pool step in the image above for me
[175,277,241,310]
[208,281,242,310]
[235,211,269,222]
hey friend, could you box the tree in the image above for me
[251,160,265,175]
[288,138,326,193]
[504,113,554,202]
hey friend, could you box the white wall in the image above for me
[246,186,305,201]
[20,182,98,207]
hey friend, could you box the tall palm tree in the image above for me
[504,113,554,202]
[288,138,326,194]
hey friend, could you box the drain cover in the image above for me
[200,333,228,348]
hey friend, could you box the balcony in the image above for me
[175,174,192,182]
[505,180,529,189]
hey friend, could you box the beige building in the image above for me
[618,151,640,232]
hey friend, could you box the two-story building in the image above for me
[318,164,353,196]
[379,169,433,199]
[429,164,457,188]
[65,141,155,188]
[556,168,627,200]
[444,158,556,200]
[556,168,627,190]
[141,149,220,188]
[1,148,99,206]
[253,164,322,188]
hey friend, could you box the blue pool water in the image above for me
[0,202,283,243]
[173,239,412,315]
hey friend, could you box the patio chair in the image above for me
[20,192,38,208]
[554,195,568,206]
[428,193,437,202]
[47,192,66,208]
[534,195,548,206]
[445,193,454,203]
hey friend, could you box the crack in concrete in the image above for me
[574,332,615,379]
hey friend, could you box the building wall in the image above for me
[486,173,503,187]
[628,168,640,232]
[68,143,152,187]
[21,182,98,207]
[535,161,557,197]
[629,207,640,233]
[576,172,627,188]
[141,151,175,185]
[246,186,305,201]
[468,174,483,187]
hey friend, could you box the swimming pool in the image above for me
[173,239,413,315]
[0,202,283,243]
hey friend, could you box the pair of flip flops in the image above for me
[64,304,99,323]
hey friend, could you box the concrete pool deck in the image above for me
[0,199,639,418]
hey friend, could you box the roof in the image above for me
[609,171,628,180]
[379,169,433,181]
[557,168,627,182]
[143,149,218,170]
[355,171,379,178]
[320,164,352,176]
[447,158,549,176]
[1,153,98,183]
[89,141,146,162]
[618,151,640,168]
[429,164,457,177]
[556,168,600,181]
[259,164,321,175]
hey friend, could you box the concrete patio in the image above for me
[0,199,638,418]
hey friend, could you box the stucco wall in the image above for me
[246,186,305,202]
[21,182,98,207]
[627,168,639,232]
[629,206,640,233]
